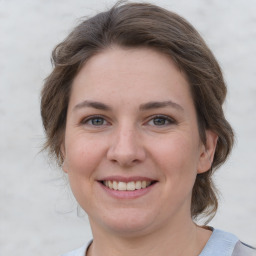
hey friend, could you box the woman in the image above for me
[41,2,255,256]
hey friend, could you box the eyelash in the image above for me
[146,115,176,127]
[81,115,109,126]
[81,114,176,127]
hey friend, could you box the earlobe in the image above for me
[60,143,68,173]
[62,159,68,173]
[197,130,218,174]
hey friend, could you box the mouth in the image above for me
[100,180,157,191]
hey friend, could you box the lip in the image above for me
[98,175,155,182]
[97,176,158,199]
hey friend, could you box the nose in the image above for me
[107,125,146,167]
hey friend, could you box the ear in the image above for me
[61,143,68,173]
[62,160,69,173]
[197,130,218,174]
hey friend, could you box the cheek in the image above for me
[153,136,200,171]
[64,135,106,178]
[64,137,104,209]
[150,135,200,193]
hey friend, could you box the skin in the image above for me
[62,46,218,256]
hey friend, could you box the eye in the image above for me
[82,115,108,126]
[147,115,175,126]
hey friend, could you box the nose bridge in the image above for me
[117,124,137,150]
[107,122,145,166]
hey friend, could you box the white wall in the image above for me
[0,0,255,255]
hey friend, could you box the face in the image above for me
[62,47,216,237]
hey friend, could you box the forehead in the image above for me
[70,46,193,108]
[76,46,183,80]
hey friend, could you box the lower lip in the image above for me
[99,182,157,199]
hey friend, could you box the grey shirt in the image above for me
[199,229,255,256]
[61,228,256,256]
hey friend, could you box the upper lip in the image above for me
[98,176,157,182]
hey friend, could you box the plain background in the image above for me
[0,0,255,255]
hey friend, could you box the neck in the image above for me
[87,217,211,256]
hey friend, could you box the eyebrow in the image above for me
[73,100,184,112]
[73,100,112,111]
[139,100,184,111]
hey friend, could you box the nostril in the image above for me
[107,151,144,167]
[106,132,146,166]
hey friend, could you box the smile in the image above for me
[102,180,154,191]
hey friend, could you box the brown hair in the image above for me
[41,1,234,221]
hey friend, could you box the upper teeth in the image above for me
[103,181,151,191]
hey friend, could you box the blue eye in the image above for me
[83,116,107,126]
[148,115,175,126]
[91,117,105,126]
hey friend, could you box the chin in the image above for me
[91,208,158,236]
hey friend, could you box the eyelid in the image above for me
[79,114,176,127]
[80,114,110,126]
[145,114,176,126]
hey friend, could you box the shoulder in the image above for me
[232,241,256,256]
[60,240,92,256]
[200,228,256,256]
